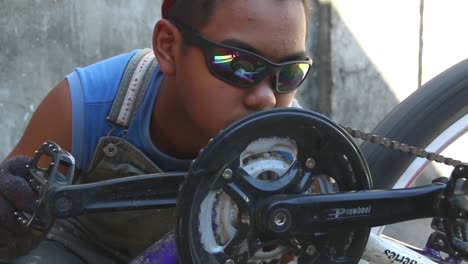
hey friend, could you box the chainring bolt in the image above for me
[241,213,250,225]
[274,212,287,226]
[306,245,317,256]
[55,197,73,212]
[222,169,233,180]
[435,238,445,247]
[225,259,235,264]
[305,158,316,169]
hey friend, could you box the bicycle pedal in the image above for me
[17,141,76,230]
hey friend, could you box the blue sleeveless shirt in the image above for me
[66,50,190,173]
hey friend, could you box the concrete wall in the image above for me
[329,0,421,132]
[422,1,468,83]
[328,0,468,132]
[0,0,162,159]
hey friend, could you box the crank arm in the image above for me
[256,183,448,237]
[47,171,185,218]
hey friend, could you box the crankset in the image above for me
[176,108,373,264]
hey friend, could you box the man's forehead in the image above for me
[203,1,307,62]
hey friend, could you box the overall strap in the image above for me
[107,48,158,128]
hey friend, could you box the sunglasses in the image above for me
[171,20,312,93]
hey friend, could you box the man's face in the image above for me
[174,0,308,140]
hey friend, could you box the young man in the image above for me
[0,0,312,263]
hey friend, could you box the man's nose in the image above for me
[244,77,277,111]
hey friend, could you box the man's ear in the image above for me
[152,19,181,76]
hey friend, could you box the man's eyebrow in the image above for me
[221,38,308,62]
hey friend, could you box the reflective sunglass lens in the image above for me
[210,47,266,86]
[277,63,310,92]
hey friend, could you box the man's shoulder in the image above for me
[83,50,141,72]
[73,49,142,103]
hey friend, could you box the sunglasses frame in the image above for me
[170,20,313,93]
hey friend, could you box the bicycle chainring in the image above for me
[176,108,373,264]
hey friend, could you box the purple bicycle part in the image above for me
[129,231,179,264]
[406,238,462,264]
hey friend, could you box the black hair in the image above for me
[167,0,311,30]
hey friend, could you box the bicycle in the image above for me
[12,59,468,264]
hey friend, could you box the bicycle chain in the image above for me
[343,126,464,167]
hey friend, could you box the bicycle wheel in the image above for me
[361,58,468,190]
[360,59,468,246]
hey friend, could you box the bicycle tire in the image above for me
[361,59,468,189]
